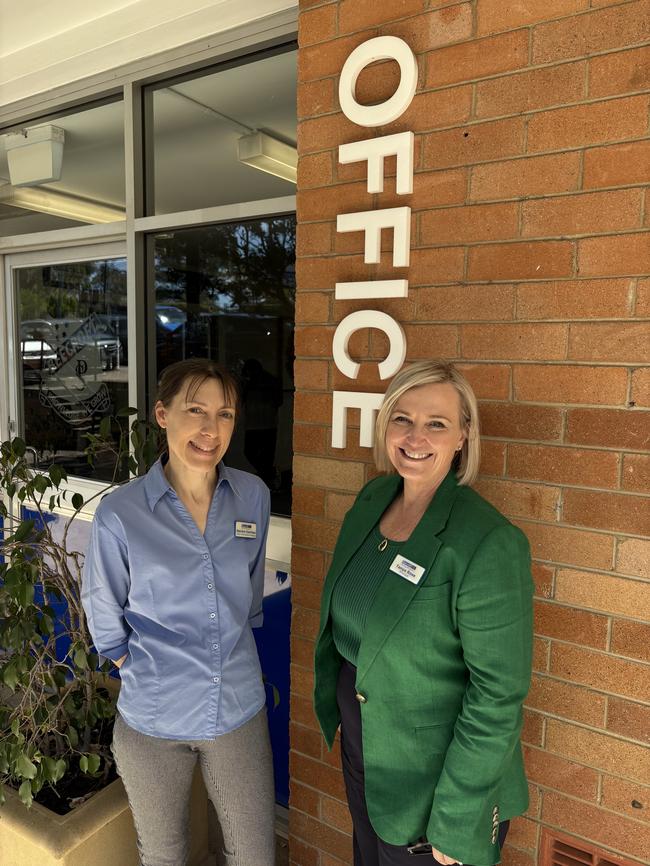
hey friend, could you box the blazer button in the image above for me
[355,692,367,703]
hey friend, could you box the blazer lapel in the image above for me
[356,470,460,686]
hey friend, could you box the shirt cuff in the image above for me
[100,641,130,662]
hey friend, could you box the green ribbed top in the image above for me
[330,526,401,665]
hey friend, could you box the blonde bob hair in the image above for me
[373,360,480,486]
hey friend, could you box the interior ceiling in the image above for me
[0,48,297,229]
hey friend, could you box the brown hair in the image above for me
[154,358,240,418]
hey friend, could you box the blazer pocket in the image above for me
[415,720,455,755]
[411,581,452,602]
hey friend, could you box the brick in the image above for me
[527,96,649,154]
[325,491,355,522]
[296,255,372,291]
[476,62,586,119]
[292,545,326,581]
[298,3,337,46]
[555,569,650,620]
[290,811,353,861]
[542,790,650,862]
[293,485,327,518]
[290,753,347,801]
[295,325,362,359]
[461,323,567,360]
[470,152,581,202]
[631,369,650,408]
[291,662,316,698]
[547,719,649,780]
[562,488,650,536]
[294,423,328,456]
[568,322,650,363]
[298,152,334,189]
[295,360,330,390]
[408,168,468,210]
[515,279,634,320]
[292,575,325,613]
[524,745,599,800]
[550,644,650,702]
[407,245,466,284]
[584,140,650,190]
[400,323,459,357]
[500,847,535,866]
[532,0,650,64]
[580,231,650,277]
[298,77,337,119]
[475,478,560,521]
[636,279,650,317]
[480,440,506,476]
[295,392,333,425]
[607,696,650,745]
[534,599,609,649]
[298,222,333,257]
[457,363,511,399]
[291,692,320,729]
[425,29,529,88]
[566,408,650,450]
[611,619,650,664]
[298,111,368,154]
[467,241,574,281]
[622,453,650,493]
[526,674,607,727]
[333,295,415,326]
[388,86,474,135]
[601,775,650,824]
[337,0,433,35]
[533,636,550,673]
[506,816,539,850]
[616,537,650,578]
[478,0,588,35]
[422,117,526,170]
[290,778,320,815]
[320,796,353,834]
[298,31,378,83]
[532,562,555,600]
[294,294,331,327]
[417,285,514,322]
[291,634,317,670]
[297,181,370,221]
[590,45,650,98]
[522,708,545,747]
[383,5,474,54]
[288,835,319,866]
[480,403,563,442]
[420,201,519,245]
[516,519,614,570]
[522,189,643,238]
[513,365,628,407]
[294,455,365,491]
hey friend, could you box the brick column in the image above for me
[291,2,650,865]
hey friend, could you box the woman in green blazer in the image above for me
[314,360,534,866]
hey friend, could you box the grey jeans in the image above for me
[112,709,276,866]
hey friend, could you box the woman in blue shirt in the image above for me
[82,358,275,866]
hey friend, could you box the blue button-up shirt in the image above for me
[81,458,270,740]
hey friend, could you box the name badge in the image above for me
[389,555,425,585]
[235,521,257,539]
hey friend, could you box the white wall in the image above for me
[0,0,296,108]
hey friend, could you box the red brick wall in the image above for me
[291,2,650,864]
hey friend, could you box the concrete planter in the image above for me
[0,766,212,866]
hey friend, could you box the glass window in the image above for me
[15,257,128,481]
[0,100,125,236]
[150,216,295,515]
[147,47,296,215]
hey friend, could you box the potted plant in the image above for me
[0,416,213,866]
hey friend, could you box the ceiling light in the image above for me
[0,186,124,223]
[237,131,297,184]
[3,125,65,186]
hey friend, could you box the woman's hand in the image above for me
[430,846,462,864]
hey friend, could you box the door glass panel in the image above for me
[15,257,128,481]
[151,216,295,515]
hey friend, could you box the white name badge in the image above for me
[389,555,425,585]
[235,521,257,539]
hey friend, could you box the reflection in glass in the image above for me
[16,259,128,481]
[0,100,125,237]
[152,217,295,515]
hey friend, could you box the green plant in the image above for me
[0,412,159,810]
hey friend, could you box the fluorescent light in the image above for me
[238,131,297,184]
[0,186,124,223]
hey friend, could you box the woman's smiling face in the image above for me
[154,376,236,476]
[385,382,466,492]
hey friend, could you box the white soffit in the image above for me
[0,0,298,108]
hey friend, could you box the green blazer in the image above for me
[314,470,534,866]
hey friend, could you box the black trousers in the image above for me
[336,660,509,866]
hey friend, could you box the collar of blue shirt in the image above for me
[143,456,242,511]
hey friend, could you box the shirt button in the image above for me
[210,613,216,619]
[213,676,220,683]
[203,554,209,560]
[212,643,220,650]
[207,583,213,589]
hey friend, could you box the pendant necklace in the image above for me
[378,537,388,552]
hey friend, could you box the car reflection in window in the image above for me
[20,318,122,374]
